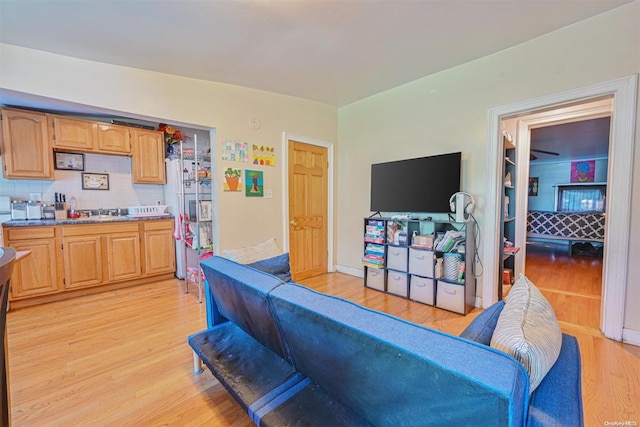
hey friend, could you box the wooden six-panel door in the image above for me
[288,140,328,280]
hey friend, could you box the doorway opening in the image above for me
[484,75,637,342]
[500,99,611,329]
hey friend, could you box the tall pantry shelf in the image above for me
[178,135,213,303]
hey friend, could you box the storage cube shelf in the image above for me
[362,217,475,315]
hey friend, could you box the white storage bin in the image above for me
[409,248,435,277]
[387,270,408,297]
[410,276,435,305]
[366,268,386,291]
[436,281,465,314]
[386,246,408,272]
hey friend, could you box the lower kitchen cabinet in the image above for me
[105,232,142,281]
[143,220,176,275]
[4,227,61,299]
[4,219,175,306]
[63,235,103,289]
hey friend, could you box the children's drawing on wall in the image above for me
[571,160,595,183]
[528,177,539,196]
[223,168,242,192]
[245,170,264,197]
[221,138,249,163]
[252,144,275,166]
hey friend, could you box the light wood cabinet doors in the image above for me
[5,227,60,299]
[131,129,166,184]
[105,232,142,282]
[1,108,54,180]
[96,123,131,155]
[143,220,176,275]
[49,116,94,151]
[63,235,103,289]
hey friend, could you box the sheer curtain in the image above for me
[556,186,606,212]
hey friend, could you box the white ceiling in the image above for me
[0,0,632,107]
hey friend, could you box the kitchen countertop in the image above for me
[2,214,174,227]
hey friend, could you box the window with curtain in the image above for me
[556,185,606,212]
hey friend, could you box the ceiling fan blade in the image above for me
[530,148,559,156]
[530,153,538,161]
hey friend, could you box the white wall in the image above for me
[0,44,338,253]
[336,3,640,332]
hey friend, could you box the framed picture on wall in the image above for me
[570,160,595,183]
[528,177,539,196]
[81,173,109,190]
[54,152,85,171]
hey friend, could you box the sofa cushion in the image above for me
[460,300,505,345]
[222,237,283,264]
[248,253,292,283]
[269,282,530,427]
[490,274,562,393]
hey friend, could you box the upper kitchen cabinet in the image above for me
[96,123,131,154]
[1,108,54,180]
[131,128,166,184]
[49,116,94,151]
[49,116,131,155]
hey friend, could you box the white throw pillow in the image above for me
[490,274,562,393]
[221,238,284,264]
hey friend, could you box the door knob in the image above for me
[290,220,298,227]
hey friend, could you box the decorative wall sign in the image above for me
[245,170,264,197]
[252,144,275,166]
[221,138,249,162]
[81,173,109,190]
[528,177,539,196]
[571,160,595,183]
[54,152,85,171]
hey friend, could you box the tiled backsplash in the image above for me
[0,153,164,209]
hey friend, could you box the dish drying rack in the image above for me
[127,205,170,217]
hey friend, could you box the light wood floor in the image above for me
[6,271,640,426]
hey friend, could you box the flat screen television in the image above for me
[370,152,461,214]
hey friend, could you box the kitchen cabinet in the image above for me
[63,235,103,289]
[143,220,176,276]
[96,123,131,154]
[50,116,131,155]
[1,108,54,180]
[4,227,61,299]
[4,219,175,307]
[105,231,142,281]
[49,116,94,151]
[131,128,166,184]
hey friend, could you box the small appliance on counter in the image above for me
[11,201,27,220]
[27,201,42,220]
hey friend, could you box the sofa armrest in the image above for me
[460,301,505,345]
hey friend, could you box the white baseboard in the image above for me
[335,264,363,278]
[622,328,640,347]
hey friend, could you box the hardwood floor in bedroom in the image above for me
[6,268,639,426]
[524,241,603,329]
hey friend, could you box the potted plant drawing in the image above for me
[224,168,241,192]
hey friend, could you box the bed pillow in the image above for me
[247,253,292,283]
[221,238,283,264]
[490,274,562,393]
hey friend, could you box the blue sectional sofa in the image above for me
[189,256,583,426]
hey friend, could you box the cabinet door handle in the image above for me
[416,282,425,288]
[290,220,298,227]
